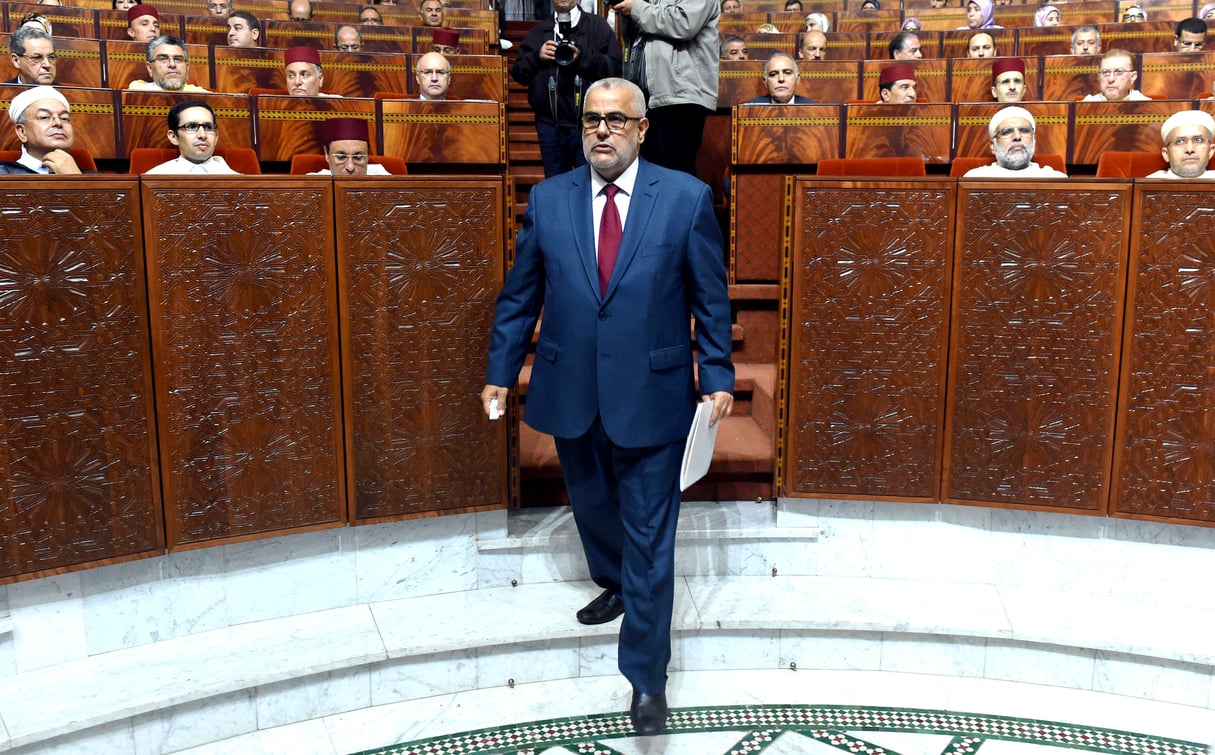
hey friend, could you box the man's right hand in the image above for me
[42,149,81,175]
[481,385,509,419]
[538,39,558,61]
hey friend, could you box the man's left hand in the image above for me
[701,391,733,426]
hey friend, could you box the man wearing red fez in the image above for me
[432,27,460,55]
[283,45,338,97]
[991,58,1027,102]
[128,4,160,42]
[309,117,394,175]
[878,63,916,103]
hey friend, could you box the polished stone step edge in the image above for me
[1,574,1213,751]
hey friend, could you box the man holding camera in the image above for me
[512,0,621,177]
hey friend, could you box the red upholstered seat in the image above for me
[289,154,408,175]
[1095,151,1169,177]
[949,153,1066,177]
[128,147,262,174]
[816,157,926,176]
[0,149,97,172]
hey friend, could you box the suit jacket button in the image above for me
[598,311,607,320]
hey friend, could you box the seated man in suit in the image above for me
[335,24,363,52]
[719,35,748,60]
[1071,25,1100,55]
[288,0,312,22]
[129,36,213,92]
[799,30,826,61]
[208,0,232,17]
[963,106,1067,176]
[128,5,161,43]
[7,27,57,86]
[360,6,383,24]
[144,100,241,174]
[888,31,922,60]
[967,31,997,58]
[744,53,814,104]
[1082,49,1149,102]
[878,63,917,103]
[420,0,445,27]
[432,28,460,55]
[1174,17,1206,52]
[0,86,83,174]
[1147,109,1215,178]
[227,12,262,47]
[308,117,393,175]
[414,52,453,100]
[992,58,1027,103]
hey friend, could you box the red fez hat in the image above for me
[432,27,460,47]
[285,45,322,67]
[322,117,369,144]
[879,63,915,86]
[991,57,1025,82]
[128,4,159,21]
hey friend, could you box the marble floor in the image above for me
[182,669,1215,755]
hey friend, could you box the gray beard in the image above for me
[995,141,1033,170]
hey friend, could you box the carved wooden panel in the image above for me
[0,180,162,581]
[731,172,786,282]
[255,96,379,161]
[212,47,286,95]
[1140,52,1215,101]
[8,2,99,39]
[120,92,255,156]
[732,104,843,165]
[142,178,344,548]
[336,179,508,521]
[380,100,505,165]
[99,9,185,40]
[822,32,868,62]
[1017,30,1080,58]
[316,51,410,99]
[941,29,1014,60]
[844,103,952,163]
[1113,183,1215,524]
[860,59,947,104]
[954,102,1069,160]
[719,61,769,109]
[781,179,953,500]
[106,41,213,93]
[48,38,107,89]
[441,54,510,102]
[945,181,1129,512]
[1071,100,1182,164]
[799,61,863,104]
[1040,54,1101,102]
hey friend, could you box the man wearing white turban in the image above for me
[1148,110,1215,178]
[0,85,82,174]
[962,106,1068,177]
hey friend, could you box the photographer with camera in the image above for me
[511,0,621,177]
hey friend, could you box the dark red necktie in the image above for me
[598,184,621,295]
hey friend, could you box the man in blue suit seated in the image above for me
[744,52,815,105]
[482,77,735,737]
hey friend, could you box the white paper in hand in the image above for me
[680,401,719,491]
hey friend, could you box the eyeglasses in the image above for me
[1099,68,1132,79]
[177,122,217,133]
[337,44,362,51]
[29,112,70,125]
[153,54,187,64]
[331,152,368,164]
[1170,135,1208,147]
[18,53,57,64]
[581,111,643,131]
[417,68,449,76]
[995,125,1033,139]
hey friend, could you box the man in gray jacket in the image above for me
[613,0,718,175]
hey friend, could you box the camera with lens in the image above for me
[553,12,575,66]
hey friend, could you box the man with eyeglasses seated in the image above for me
[963,106,1067,177]
[744,53,813,104]
[129,36,212,92]
[307,117,392,175]
[1081,49,1148,102]
[144,100,240,174]
[335,24,363,52]
[414,52,453,100]
[0,86,84,174]
[7,28,58,86]
[1147,110,1215,178]
[1173,17,1206,52]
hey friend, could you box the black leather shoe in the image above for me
[576,589,624,625]
[630,690,668,735]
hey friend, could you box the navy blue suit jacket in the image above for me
[486,158,734,448]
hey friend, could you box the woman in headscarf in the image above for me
[902,17,922,30]
[859,0,880,8]
[804,11,830,32]
[1033,4,1060,26]
[960,0,1000,29]
[1201,2,1215,20]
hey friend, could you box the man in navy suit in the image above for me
[482,77,734,736]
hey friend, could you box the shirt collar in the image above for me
[590,157,639,197]
[17,146,49,173]
[555,6,582,27]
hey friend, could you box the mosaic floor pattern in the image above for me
[356,704,1210,755]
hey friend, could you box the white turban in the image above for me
[1160,110,1215,142]
[988,106,1035,138]
[8,85,69,125]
